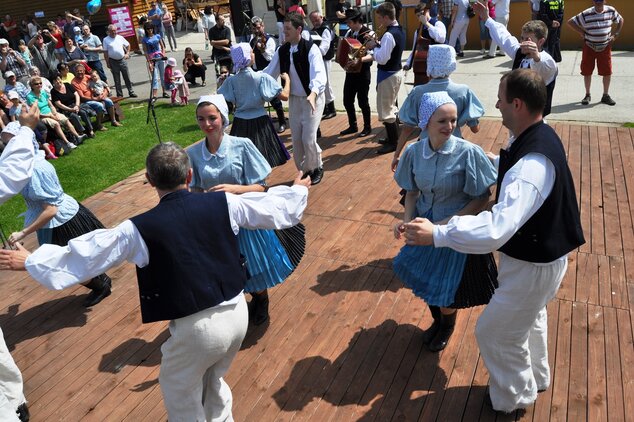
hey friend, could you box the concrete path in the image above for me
[123,31,634,125]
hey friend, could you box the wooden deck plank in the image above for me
[567,303,588,421]
[1,118,632,421]
[588,125,606,256]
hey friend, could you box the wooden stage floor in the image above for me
[1,116,632,421]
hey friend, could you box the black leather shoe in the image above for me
[340,126,358,135]
[310,167,324,185]
[358,127,372,137]
[323,111,336,120]
[16,402,29,422]
[376,143,397,155]
[129,93,138,98]
[427,311,456,352]
[277,123,286,133]
[83,276,112,307]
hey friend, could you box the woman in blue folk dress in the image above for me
[218,43,290,168]
[188,94,305,326]
[5,123,112,307]
[393,91,498,352]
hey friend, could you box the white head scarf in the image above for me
[418,91,456,131]
[197,94,230,128]
[426,44,457,79]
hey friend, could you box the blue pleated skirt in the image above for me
[394,243,468,307]
[238,227,294,293]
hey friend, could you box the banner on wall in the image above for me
[108,5,135,38]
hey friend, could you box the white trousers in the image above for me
[289,93,325,172]
[448,18,469,51]
[276,22,285,45]
[489,14,510,56]
[0,327,23,422]
[159,295,248,422]
[324,60,335,104]
[376,71,402,123]
[475,254,568,413]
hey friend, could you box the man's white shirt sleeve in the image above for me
[433,153,555,254]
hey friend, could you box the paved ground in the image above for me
[123,31,634,125]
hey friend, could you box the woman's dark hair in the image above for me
[144,23,154,33]
[204,5,213,15]
[56,62,68,71]
[49,71,61,81]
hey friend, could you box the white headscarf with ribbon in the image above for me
[197,94,230,128]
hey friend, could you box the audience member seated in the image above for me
[71,63,121,128]
[0,37,30,85]
[57,62,74,83]
[3,70,30,102]
[26,75,84,150]
[51,73,95,139]
[29,66,53,93]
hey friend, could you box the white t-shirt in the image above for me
[102,35,130,60]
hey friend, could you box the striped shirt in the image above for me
[572,6,622,48]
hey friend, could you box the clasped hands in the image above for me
[393,217,435,246]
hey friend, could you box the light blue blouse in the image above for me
[400,78,484,138]
[217,67,282,120]
[394,135,497,222]
[188,133,272,190]
[20,156,79,229]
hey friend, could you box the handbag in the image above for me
[53,138,72,156]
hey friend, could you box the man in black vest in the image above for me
[264,12,327,185]
[250,16,287,133]
[0,142,311,421]
[365,2,405,155]
[340,8,373,137]
[475,2,558,117]
[398,69,585,413]
[309,11,337,120]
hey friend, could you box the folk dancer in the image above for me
[399,69,585,413]
[0,104,41,422]
[393,44,484,172]
[339,8,373,137]
[0,141,311,421]
[264,12,327,185]
[250,16,288,134]
[403,2,446,86]
[308,11,337,120]
[475,1,557,117]
[364,2,405,155]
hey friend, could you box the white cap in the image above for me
[0,38,8,45]
[4,70,15,78]
[7,90,19,100]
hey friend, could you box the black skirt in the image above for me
[51,203,105,246]
[230,115,290,168]
[447,252,499,309]
[274,223,306,269]
[51,203,110,285]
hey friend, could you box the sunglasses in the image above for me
[31,82,42,85]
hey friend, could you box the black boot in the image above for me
[422,306,442,345]
[82,275,112,307]
[428,310,457,352]
[376,122,398,155]
[340,124,358,135]
[359,107,371,137]
[16,402,29,422]
[322,101,336,120]
[276,108,287,133]
[251,291,270,325]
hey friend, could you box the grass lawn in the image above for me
[0,102,202,235]
[625,123,634,128]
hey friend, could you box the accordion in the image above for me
[336,38,364,73]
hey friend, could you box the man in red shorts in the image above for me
[567,0,624,106]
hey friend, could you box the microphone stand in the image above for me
[146,58,162,144]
